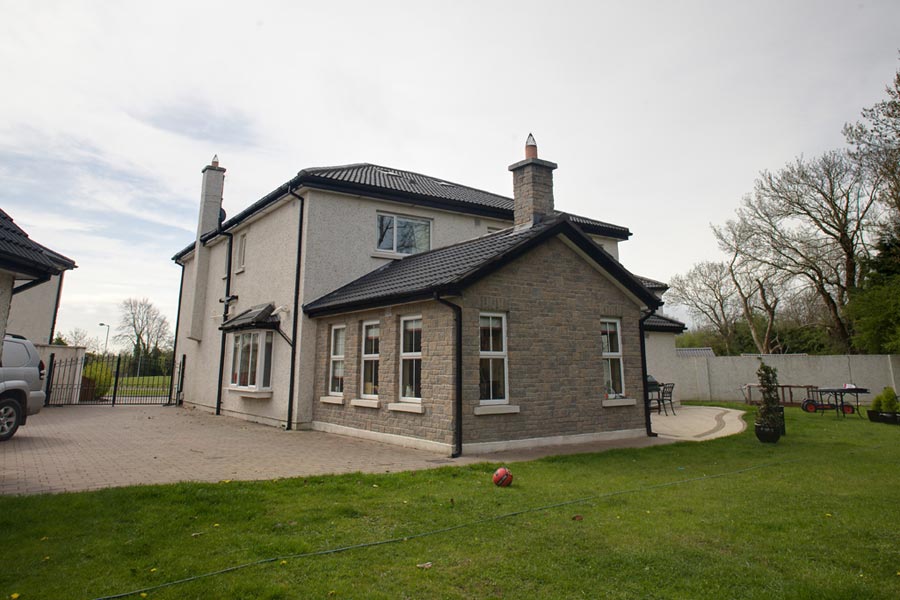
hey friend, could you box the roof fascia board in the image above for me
[304,290,457,319]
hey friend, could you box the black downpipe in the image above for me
[639,310,657,437]
[48,273,64,345]
[285,189,305,430]
[435,294,463,457]
[167,265,186,405]
[214,231,234,416]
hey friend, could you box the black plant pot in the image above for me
[880,412,899,425]
[755,424,782,444]
[867,410,880,422]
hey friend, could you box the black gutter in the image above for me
[435,294,463,458]
[168,265,186,405]
[214,231,234,416]
[639,310,657,438]
[285,188,305,430]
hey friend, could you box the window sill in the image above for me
[602,397,637,407]
[227,388,272,400]
[320,396,344,405]
[387,402,425,414]
[474,404,520,416]
[371,250,409,260]
[351,398,381,409]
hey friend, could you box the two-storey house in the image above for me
[172,136,684,455]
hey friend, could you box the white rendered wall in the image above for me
[7,275,61,344]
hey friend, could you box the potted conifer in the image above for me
[755,361,783,443]
[867,390,885,422]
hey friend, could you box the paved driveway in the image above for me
[1,404,743,495]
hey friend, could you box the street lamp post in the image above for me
[99,323,110,354]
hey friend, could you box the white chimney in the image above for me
[187,156,226,341]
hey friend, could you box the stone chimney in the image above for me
[509,134,557,228]
[187,155,226,341]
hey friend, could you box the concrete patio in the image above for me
[0,404,746,495]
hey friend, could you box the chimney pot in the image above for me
[509,134,557,229]
[525,133,538,159]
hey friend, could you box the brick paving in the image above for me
[0,404,743,495]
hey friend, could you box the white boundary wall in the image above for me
[661,354,900,404]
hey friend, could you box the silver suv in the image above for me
[0,334,45,441]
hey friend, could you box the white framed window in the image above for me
[399,316,422,401]
[479,313,508,404]
[360,320,380,398]
[236,233,247,272]
[601,319,624,398]
[377,213,431,255]
[230,331,273,390]
[329,325,346,396]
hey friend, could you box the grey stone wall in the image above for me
[459,237,645,444]
[311,236,647,448]
[312,301,455,445]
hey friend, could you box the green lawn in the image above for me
[3,407,899,599]
[114,375,171,398]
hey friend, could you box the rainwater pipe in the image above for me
[214,227,234,416]
[639,310,657,437]
[285,187,305,430]
[435,294,463,458]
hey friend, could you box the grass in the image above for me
[113,376,171,398]
[2,407,900,599]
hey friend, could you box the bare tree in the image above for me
[730,150,881,351]
[60,328,102,353]
[845,61,900,216]
[713,219,787,354]
[115,298,173,356]
[667,262,741,354]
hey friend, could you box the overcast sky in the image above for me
[2,1,899,347]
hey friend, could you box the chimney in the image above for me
[187,155,226,341]
[509,134,557,228]
[197,154,226,238]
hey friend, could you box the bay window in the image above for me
[230,331,273,390]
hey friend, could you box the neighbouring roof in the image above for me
[303,216,660,318]
[644,313,687,333]
[636,275,668,292]
[173,163,632,261]
[0,209,77,279]
[676,347,716,358]
[220,303,280,332]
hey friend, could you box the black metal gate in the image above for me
[44,352,180,406]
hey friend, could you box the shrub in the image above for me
[871,392,884,412]
[81,361,113,401]
[755,361,781,428]
[881,387,899,413]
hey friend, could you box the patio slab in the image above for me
[0,404,745,495]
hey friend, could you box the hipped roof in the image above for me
[173,163,632,261]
